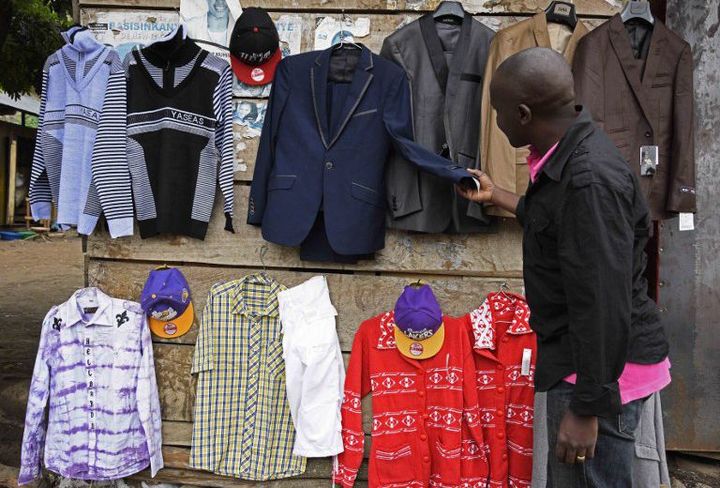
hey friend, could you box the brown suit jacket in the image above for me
[479,13,589,217]
[573,15,695,220]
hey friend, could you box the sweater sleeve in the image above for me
[89,54,134,237]
[29,66,53,221]
[213,64,235,233]
[333,323,371,488]
[18,307,56,485]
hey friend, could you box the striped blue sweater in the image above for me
[29,27,134,237]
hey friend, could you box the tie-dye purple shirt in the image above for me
[19,288,163,484]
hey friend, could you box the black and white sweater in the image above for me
[121,26,234,240]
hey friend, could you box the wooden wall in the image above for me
[81,1,623,485]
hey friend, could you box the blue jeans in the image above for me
[546,382,645,488]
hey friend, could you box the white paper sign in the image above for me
[86,11,180,61]
[314,16,371,51]
[679,212,695,231]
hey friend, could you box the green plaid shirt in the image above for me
[189,274,306,480]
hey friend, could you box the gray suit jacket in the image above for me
[381,13,494,233]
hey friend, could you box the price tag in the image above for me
[679,213,695,231]
[521,348,532,376]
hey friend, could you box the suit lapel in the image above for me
[608,14,656,128]
[641,21,667,90]
[311,49,331,149]
[327,46,374,148]
[419,12,449,90]
[444,13,474,156]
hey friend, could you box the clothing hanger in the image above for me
[497,281,514,301]
[620,1,655,25]
[544,1,578,30]
[432,1,465,22]
[409,279,426,288]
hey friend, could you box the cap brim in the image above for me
[394,324,445,360]
[231,48,281,86]
[149,301,194,339]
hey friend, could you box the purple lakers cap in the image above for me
[393,284,445,359]
[140,267,194,338]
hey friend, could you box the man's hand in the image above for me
[556,410,598,464]
[456,168,495,203]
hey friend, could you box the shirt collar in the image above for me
[537,106,596,183]
[470,292,532,352]
[231,273,284,318]
[64,287,115,328]
[376,311,398,350]
[528,141,560,183]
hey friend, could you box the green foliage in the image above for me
[0,0,73,99]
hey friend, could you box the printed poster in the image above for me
[314,16,371,51]
[233,99,267,171]
[86,11,179,61]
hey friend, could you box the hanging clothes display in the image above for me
[18,288,163,485]
[466,292,536,488]
[29,26,134,237]
[277,275,345,457]
[479,13,589,216]
[333,310,489,487]
[380,11,494,233]
[118,25,235,240]
[572,14,695,219]
[247,45,476,262]
[189,274,306,480]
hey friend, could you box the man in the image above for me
[458,47,671,487]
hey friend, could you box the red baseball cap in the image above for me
[229,7,281,86]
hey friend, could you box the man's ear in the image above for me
[518,104,532,126]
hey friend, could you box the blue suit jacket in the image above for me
[248,46,473,255]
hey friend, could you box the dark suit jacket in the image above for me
[248,46,473,255]
[381,13,494,233]
[573,15,695,220]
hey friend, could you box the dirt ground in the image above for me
[0,237,718,488]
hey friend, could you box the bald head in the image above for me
[489,47,578,149]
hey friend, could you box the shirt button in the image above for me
[496,409,504,417]
[418,391,425,398]
[326,161,334,170]
[423,456,430,463]
[497,432,505,439]
[497,387,505,394]
[420,433,427,441]
[422,413,429,420]
[496,364,504,371]
[502,453,508,460]
[502,337,509,343]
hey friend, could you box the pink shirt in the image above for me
[525,144,672,405]
[528,142,560,182]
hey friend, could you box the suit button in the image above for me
[326,161,334,170]
[645,131,652,138]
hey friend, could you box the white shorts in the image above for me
[278,275,345,457]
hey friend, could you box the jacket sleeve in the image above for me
[214,64,236,232]
[558,177,634,417]
[380,37,424,219]
[666,44,696,213]
[460,334,490,485]
[89,54,135,238]
[333,323,371,488]
[136,313,164,476]
[18,307,56,485]
[383,72,474,187]
[29,66,53,221]
[247,59,291,225]
[572,36,606,129]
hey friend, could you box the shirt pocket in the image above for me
[373,441,415,484]
[266,340,286,379]
[528,211,558,260]
[434,439,462,484]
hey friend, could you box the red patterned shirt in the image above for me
[465,293,536,488]
[334,312,489,487]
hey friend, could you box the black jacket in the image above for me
[516,107,669,417]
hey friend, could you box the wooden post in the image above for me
[5,132,17,226]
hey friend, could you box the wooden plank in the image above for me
[89,259,523,348]
[87,186,525,276]
[78,0,622,17]
[159,445,370,479]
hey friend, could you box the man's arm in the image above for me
[456,168,521,216]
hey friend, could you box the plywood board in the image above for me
[88,259,524,348]
[87,186,525,276]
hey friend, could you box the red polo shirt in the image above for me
[465,292,536,488]
[334,312,489,487]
